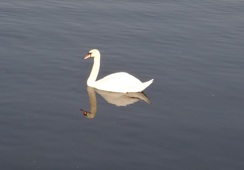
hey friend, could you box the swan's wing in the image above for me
[95,89,140,106]
[94,72,142,93]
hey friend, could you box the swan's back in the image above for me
[94,72,153,93]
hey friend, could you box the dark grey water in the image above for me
[1,0,244,169]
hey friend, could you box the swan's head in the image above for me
[80,109,96,119]
[84,49,100,59]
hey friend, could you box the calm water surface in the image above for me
[0,0,244,169]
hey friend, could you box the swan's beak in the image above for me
[80,109,88,116]
[80,109,95,119]
[84,53,91,59]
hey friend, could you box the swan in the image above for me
[84,49,154,93]
[80,86,151,119]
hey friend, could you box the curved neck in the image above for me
[81,87,97,119]
[87,55,100,87]
[87,87,97,119]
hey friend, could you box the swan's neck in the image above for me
[87,55,100,87]
[88,87,97,116]
[87,87,97,119]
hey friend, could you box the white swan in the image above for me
[84,49,153,93]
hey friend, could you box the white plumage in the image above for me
[84,49,153,93]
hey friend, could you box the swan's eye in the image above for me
[88,52,92,55]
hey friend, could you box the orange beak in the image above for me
[84,53,91,59]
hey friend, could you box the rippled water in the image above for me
[0,0,244,169]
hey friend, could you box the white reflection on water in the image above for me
[81,86,150,119]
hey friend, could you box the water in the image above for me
[0,0,244,169]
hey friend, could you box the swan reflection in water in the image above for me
[80,86,151,119]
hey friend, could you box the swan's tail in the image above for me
[128,79,153,92]
[141,79,154,92]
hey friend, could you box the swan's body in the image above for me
[84,49,153,93]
